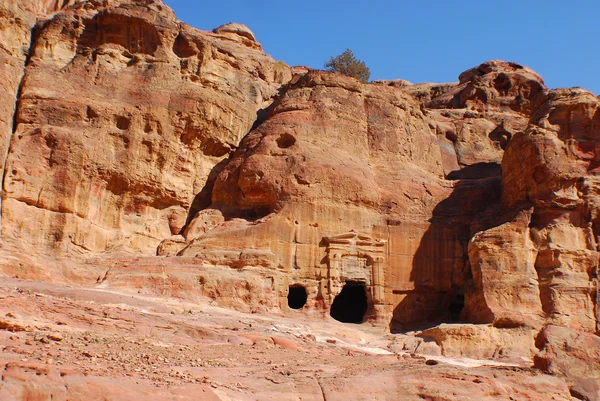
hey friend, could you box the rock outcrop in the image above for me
[1,0,290,255]
[0,0,598,399]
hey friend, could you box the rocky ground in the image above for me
[0,277,574,400]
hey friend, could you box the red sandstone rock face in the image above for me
[211,70,443,216]
[1,0,290,255]
[0,0,599,398]
[402,60,543,176]
[466,85,600,396]
[469,87,600,332]
[534,325,600,400]
[176,62,546,330]
[0,0,85,199]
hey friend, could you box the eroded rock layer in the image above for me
[1,1,599,399]
[1,0,290,255]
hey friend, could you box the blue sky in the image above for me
[164,1,599,94]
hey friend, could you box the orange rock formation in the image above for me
[0,0,598,399]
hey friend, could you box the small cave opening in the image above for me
[276,133,296,149]
[330,282,368,324]
[448,289,465,322]
[115,115,130,130]
[287,285,307,310]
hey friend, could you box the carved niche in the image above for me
[322,230,386,304]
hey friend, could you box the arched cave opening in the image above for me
[330,282,368,324]
[288,285,307,310]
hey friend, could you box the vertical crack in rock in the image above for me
[528,213,546,317]
[315,376,327,401]
[592,273,600,333]
[0,24,38,229]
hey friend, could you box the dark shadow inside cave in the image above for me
[448,290,465,322]
[288,285,307,309]
[330,282,368,324]
[446,161,501,180]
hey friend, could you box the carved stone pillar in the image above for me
[371,257,385,304]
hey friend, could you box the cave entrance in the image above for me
[288,285,307,309]
[330,282,368,324]
[448,289,465,322]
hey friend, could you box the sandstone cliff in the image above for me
[0,0,599,399]
[1,0,290,255]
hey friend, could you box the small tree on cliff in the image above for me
[324,49,370,83]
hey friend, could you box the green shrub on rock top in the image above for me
[324,48,370,83]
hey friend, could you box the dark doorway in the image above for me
[288,285,307,309]
[330,282,368,323]
[448,292,465,322]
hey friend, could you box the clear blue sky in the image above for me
[164,0,599,94]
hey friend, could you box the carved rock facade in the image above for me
[322,231,387,323]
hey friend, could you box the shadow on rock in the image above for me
[390,170,501,333]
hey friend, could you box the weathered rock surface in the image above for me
[0,0,599,399]
[0,0,62,199]
[0,278,576,401]
[467,82,600,398]
[1,0,291,255]
[534,325,600,401]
